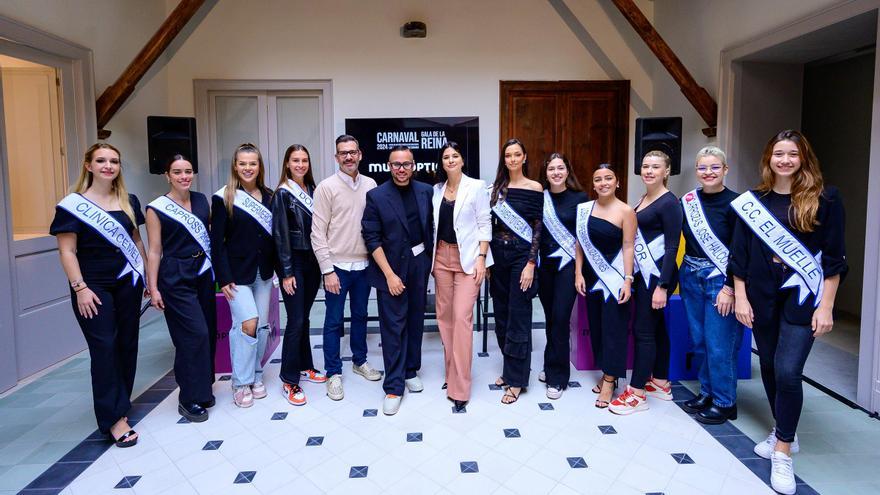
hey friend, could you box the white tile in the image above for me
[557,466,616,494]
[67,462,123,495]
[127,464,186,495]
[333,476,384,494]
[446,472,501,494]
[300,453,350,492]
[382,467,442,495]
[524,448,577,482]
[615,460,674,493]
[154,482,199,495]
[173,450,227,479]
[224,444,282,472]
[477,449,524,485]
[670,462,727,494]
[501,465,557,495]
[247,459,299,494]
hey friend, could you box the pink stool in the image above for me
[569,294,635,371]
[214,286,282,374]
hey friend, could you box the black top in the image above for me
[50,194,145,283]
[540,189,589,267]
[730,187,848,326]
[681,187,739,285]
[211,187,275,287]
[146,192,210,259]
[581,216,623,282]
[271,185,316,279]
[635,191,682,290]
[492,188,543,262]
[395,183,424,248]
[438,198,457,244]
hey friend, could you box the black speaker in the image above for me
[147,116,198,174]
[634,117,682,176]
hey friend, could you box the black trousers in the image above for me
[490,239,538,388]
[630,274,670,387]
[584,271,629,379]
[73,267,143,434]
[537,260,576,389]
[377,251,430,395]
[280,250,321,386]
[158,256,216,405]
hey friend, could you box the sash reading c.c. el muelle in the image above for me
[492,197,533,243]
[730,191,824,306]
[576,201,626,301]
[681,189,728,279]
[214,186,273,234]
[57,193,144,286]
[633,227,664,288]
[148,195,213,276]
[542,190,576,269]
[279,179,313,214]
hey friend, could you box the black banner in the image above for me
[345,116,479,184]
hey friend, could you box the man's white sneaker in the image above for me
[383,394,402,415]
[538,371,546,383]
[770,451,797,495]
[754,428,799,459]
[353,361,382,381]
[405,376,424,392]
[546,386,562,400]
[326,374,344,401]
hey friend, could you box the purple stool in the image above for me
[214,286,281,374]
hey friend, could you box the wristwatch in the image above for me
[623,274,635,282]
[70,279,85,290]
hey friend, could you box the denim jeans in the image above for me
[227,274,272,388]
[323,267,370,377]
[679,256,742,408]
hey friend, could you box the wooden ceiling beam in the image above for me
[610,0,717,137]
[95,0,206,138]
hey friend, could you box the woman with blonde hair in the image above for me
[51,142,147,447]
[730,130,846,494]
[211,143,275,408]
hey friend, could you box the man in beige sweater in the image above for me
[311,135,382,400]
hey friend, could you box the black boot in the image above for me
[696,404,737,424]
[682,394,713,414]
[199,396,216,409]
[178,402,209,423]
[453,400,468,412]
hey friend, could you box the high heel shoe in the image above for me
[594,376,618,409]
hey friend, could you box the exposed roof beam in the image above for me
[95,0,206,138]
[610,0,718,137]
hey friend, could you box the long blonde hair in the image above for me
[73,143,136,225]
[756,130,824,232]
[224,143,268,217]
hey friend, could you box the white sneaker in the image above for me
[383,394,402,415]
[251,381,267,399]
[546,386,562,400]
[538,371,546,383]
[405,376,424,392]
[754,428,800,459]
[353,361,382,381]
[770,451,797,495]
[233,386,253,408]
[326,374,344,401]
[608,386,649,415]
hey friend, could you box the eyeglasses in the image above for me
[336,150,360,158]
[389,161,415,170]
[696,165,724,173]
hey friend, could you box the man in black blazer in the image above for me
[362,145,434,415]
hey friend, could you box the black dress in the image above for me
[50,194,145,434]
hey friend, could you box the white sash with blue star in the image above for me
[542,190,576,269]
[576,201,625,301]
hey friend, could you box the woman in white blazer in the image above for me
[431,141,493,410]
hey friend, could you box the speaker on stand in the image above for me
[634,117,682,176]
[147,116,198,174]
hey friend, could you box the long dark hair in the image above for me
[276,144,316,190]
[539,152,583,191]
[435,141,464,183]
[491,138,528,205]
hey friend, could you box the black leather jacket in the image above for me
[271,186,314,278]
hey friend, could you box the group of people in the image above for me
[52,129,845,495]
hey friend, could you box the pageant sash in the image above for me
[682,189,728,278]
[633,228,664,288]
[279,179,313,214]
[576,201,626,301]
[148,195,212,276]
[57,193,144,286]
[731,191,824,306]
[214,186,272,235]
[492,198,533,243]
[542,190,576,269]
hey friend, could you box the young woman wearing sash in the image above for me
[574,164,636,409]
[537,153,587,400]
[677,146,741,425]
[489,138,543,404]
[211,143,276,408]
[730,130,846,495]
[145,155,216,423]
[51,143,147,447]
[609,151,681,415]
[431,142,492,410]
[271,144,327,407]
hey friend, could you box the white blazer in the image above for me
[431,175,494,274]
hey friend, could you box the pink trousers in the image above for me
[433,241,481,401]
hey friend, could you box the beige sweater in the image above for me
[310,172,377,273]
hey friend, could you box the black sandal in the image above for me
[111,430,138,448]
[495,377,508,388]
[501,387,522,404]
[594,376,617,409]
[591,375,618,394]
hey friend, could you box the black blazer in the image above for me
[362,180,434,291]
[211,187,275,287]
[271,186,315,279]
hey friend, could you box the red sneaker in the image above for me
[300,369,328,383]
[283,383,306,406]
[645,378,673,401]
[609,387,649,415]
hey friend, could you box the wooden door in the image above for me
[500,81,630,199]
